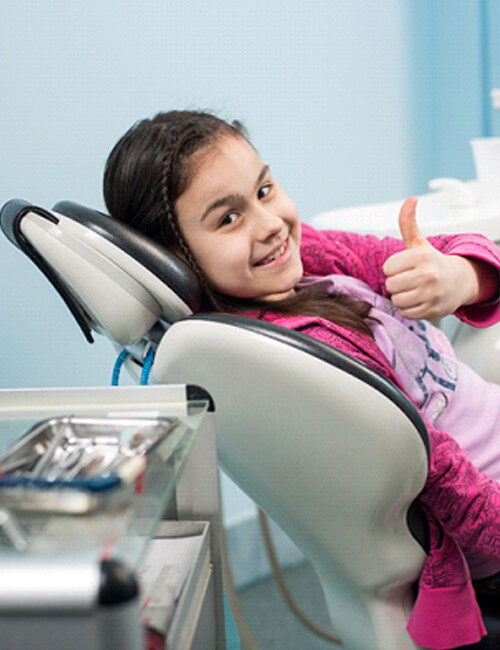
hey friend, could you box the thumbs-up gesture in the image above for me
[383,198,484,320]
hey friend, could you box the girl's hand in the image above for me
[383,197,495,320]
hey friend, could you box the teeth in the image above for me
[259,241,287,265]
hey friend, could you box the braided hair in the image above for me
[103,110,245,310]
[103,109,376,336]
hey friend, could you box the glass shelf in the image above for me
[0,398,208,573]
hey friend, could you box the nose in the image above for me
[252,204,283,241]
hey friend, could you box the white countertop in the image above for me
[311,180,500,241]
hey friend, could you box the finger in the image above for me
[398,197,426,250]
[385,268,417,293]
[383,248,422,277]
[390,290,430,319]
[390,287,425,311]
[397,305,429,320]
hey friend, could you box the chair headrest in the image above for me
[0,199,202,345]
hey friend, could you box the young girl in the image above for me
[103,110,500,649]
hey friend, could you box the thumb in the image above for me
[398,197,425,249]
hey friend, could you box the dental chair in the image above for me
[1,199,499,650]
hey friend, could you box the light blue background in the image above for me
[1,1,499,523]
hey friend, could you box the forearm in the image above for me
[460,256,499,306]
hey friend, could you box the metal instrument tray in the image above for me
[0,416,179,513]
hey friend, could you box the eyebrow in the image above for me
[200,164,269,222]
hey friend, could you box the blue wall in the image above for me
[485,0,500,136]
[408,0,500,192]
[0,0,414,391]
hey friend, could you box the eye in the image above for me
[257,183,272,199]
[219,211,239,227]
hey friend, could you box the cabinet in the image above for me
[0,384,226,649]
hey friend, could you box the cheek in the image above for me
[191,240,235,281]
[191,245,216,278]
[203,243,251,290]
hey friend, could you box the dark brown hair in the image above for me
[103,109,375,336]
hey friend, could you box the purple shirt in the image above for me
[302,273,500,482]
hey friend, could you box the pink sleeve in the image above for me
[420,421,500,559]
[300,222,500,326]
[438,235,500,326]
[300,222,405,294]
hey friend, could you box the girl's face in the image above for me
[175,135,303,301]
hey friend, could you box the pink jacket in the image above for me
[259,223,500,649]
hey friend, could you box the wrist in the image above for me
[459,256,499,306]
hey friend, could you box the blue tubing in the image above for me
[111,348,130,386]
[140,346,155,385]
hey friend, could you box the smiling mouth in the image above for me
[254,239,288,266]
